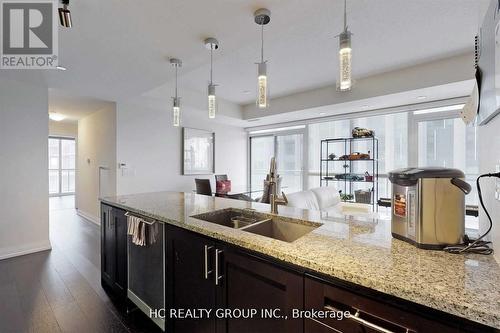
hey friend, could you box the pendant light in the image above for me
[204,38,219,119]
[337,0,353,91]
[170,58,182,127]
[254,8,271,109]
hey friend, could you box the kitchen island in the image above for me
[101,191,500,332]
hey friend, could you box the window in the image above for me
[250,130,304,194]
[308,113,408,199]
[48,137,76,195]
[250,136,275,193]
[249,103,479,229]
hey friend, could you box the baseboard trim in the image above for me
[77,209,100,226]
[0,241,52,260]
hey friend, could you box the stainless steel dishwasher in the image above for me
[126,213,165,331]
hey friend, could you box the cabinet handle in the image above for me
[204,245,214,279]
[325,305,400,333]
[307,318,343,333]
[214,249,223,286]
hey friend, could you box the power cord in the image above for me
[444,172,500,255]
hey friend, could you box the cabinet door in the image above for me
[101,204,115,287]
[113,207,128,296]
[167,225,217,333]
[217,248,303,333]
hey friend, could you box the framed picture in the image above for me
[182,127,215,175]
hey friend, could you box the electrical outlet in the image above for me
[496,164,500,201]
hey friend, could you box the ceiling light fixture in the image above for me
[204,38,219,119]
[170,58,182,127]
[56,66,67,71]
[49,112,66,121]
[337,0,353,91]
[417,96,427,100]
[254,8,271,109]
[249,125,306,135]
[58,0,72,28]
[413,104,466,115]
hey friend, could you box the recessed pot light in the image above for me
[56,66,67,71]
[319,112,326,115]
[417,96,427,100]
[49,112,66,121]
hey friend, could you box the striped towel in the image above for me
[127,215,159,246]
[127,215,146,246]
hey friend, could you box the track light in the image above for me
[58,0,72,28]
[254,8,271,109]
[170,58,182,127]
[204,38,219,119]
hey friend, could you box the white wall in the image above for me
[0,79,50,259]
[76,106,117,223]
[478,115,500,263]
[116,96,247,195]
[49,120,78,138]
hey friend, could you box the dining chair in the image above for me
[195,179,212,196]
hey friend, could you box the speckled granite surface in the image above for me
[101,191,500,329]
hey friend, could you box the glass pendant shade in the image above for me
[172,97,180,127]
[208,84,217,119]
[338,30,352,91]
[257,62,269,109]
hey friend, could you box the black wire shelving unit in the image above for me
[320,137,379,211]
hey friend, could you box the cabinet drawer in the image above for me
[305,276,458,333]
[219,249,304,333]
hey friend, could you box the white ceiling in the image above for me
[49,89,115,123]
[0,0,490,122]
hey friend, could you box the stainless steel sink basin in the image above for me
[191,208,322,242]
[191,208,268,229]
[240,217,322,243]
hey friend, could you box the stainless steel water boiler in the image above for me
[388,167,471,249]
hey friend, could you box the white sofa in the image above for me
[286,186,374,217]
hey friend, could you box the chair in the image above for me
[215,174,228,182]
[195,179,212,196]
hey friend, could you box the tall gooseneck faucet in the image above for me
[268,157,288,214]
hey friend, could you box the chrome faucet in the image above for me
[268,157,288,214]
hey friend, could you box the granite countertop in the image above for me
[101,191,500,329]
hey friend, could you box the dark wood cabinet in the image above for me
[100,203,128,299]
[100,205,496,333]
[304,275,476,333]
[166,225,303,333]
[167,226,217,333]
[114,207,128,295]
[217,247,303,333]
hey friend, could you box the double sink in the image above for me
[191,208,322,243]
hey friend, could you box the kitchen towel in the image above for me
[127,215,159,246]
[127,215,146,246]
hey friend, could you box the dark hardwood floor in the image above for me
[0,196,162,333]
